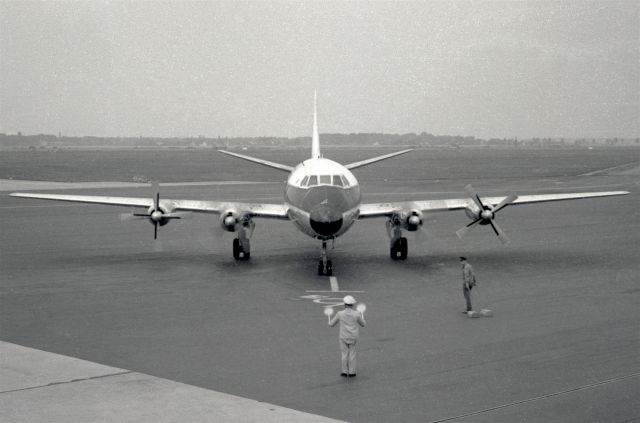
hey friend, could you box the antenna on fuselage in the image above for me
[311,90,321,159]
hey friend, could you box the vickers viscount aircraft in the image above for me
[10,94,629,276]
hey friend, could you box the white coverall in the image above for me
[329,307,366,375]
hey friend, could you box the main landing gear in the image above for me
[232,238,250,260]
[232,221,254,260]
[390,236,408,260]
[387,219,408,260]
[318,240,333,276]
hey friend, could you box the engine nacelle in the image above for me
[146,205,172,226]
[405,209,423,231]
[464,207,480,221]
[464,206,493,225]
[391,209,423,232]
[220,209,242,232]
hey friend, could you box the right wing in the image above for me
[9,192,290,219]
[358,190,630,219]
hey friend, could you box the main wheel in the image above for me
[390,239,400,260]
[233,238,241,260]
[326,260,333,276]
[318,260,325,276]
[399,237,408,260]
[241,239,250,260]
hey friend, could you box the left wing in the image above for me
[359,190,630,219]
[9,192,290,219]
[345,148,413,170]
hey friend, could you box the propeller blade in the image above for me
[489,221,511,245]
[154,221,158,239]
[492,194,518,213]
[153,239,164,253]
[414,225,428,245]
[164,211,192,220]
[152,181,160,210]
[464,184,485,210]
[120,213,149,222]
[456,218,481,239]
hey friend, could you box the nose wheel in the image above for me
[318,241,333,276]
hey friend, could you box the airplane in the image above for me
[10,93,630,276]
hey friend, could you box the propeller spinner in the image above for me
[119,182,190,239]
[456,185,517,244]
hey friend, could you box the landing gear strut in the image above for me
[318,241,333,276]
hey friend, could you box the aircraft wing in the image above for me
[217,150,294,172]
[345,149,413,170]
[9,193,290,219]
[358,190,630,218]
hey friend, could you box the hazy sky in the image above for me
[1,1,638,139]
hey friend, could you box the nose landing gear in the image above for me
[318,240,333,276]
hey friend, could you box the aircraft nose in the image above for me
[310,204,343,237]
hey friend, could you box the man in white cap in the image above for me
[329,295,366,377]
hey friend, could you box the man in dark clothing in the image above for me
[460,257,476,312]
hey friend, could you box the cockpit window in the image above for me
[297,174,352,188]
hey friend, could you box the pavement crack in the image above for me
[0,370,133,395]
[427,371,640,423]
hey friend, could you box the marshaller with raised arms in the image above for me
[11,92,629,276]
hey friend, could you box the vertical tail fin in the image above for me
[311,90,320,159]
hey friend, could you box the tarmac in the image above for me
[1,155,639,422]
[0,341,344,422]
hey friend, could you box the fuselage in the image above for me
[285,157,361,240]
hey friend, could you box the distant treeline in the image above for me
[1,132,638,149]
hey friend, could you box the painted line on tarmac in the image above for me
[306,291,365,294]
[578,160,640,176]
[329,276,339,292]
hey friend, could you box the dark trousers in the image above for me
[463,287,472,311]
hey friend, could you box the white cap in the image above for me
[343,295,356,305]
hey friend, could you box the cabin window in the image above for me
[332,175,344,187]
[319,175,331,185]
[308,175,318,186]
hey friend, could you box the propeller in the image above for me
[456,185,517,245]
[119,182,190,239]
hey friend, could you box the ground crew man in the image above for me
[329,295,366,377]
[460,256,476,312]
